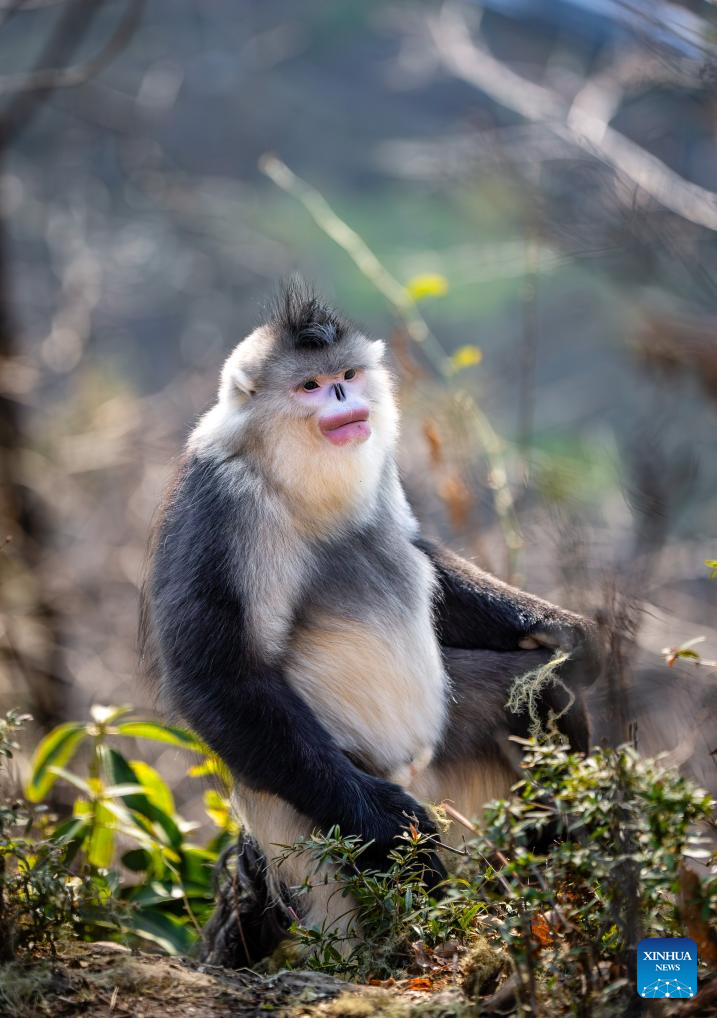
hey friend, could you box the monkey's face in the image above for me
[190,296,400,519]
[293,367,371,447]
[195,309,398,479]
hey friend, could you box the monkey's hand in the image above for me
[348,777,447,892]
[518,613,602,687]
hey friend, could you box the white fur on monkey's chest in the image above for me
[284,603,448,783]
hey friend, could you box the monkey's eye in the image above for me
[302,379,320,391]
[344,368,356,380]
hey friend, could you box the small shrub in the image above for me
[0,709,104,959]
[284,824,490,979]
[3,708,715,1016]
[472,739,714,1011]
[283,738,715,1012]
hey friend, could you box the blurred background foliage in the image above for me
[0,0,716,829]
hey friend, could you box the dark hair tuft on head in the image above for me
[271,278,350,350]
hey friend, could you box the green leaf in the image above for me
[203,788,238,834]
[26,722,87,802]
[129,760,175,817]
[705,559,717,579]
[102,783,148,798]
[179,846,216,890]
[121,848,152,873]
[126,881,185,908]
[115,721,205,752]
[87,800,115,868]
[129,908,196,954]
[50,816,89,844]
[50,817,91,864]
[47,766,94,796]
[103,748,183,848]
[187,753,233,789]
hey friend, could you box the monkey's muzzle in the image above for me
[319,407,371,446]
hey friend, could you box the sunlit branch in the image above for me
[259,152,447,371]
[430,4,717,233]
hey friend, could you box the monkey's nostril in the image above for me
[333,383,346,401]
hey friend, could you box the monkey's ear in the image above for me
[219,358,256,403]
[219,329,271,404]
[368,339,386,365]
[226,364,256,399]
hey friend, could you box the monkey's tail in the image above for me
[199,831,295,968]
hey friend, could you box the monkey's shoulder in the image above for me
[151,455,254,598]
[158,454,280,550]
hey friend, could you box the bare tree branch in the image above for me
[259,152,442,362]
[430,4,717,233]
[0,0,145,149]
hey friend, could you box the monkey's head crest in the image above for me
[269,278,351,352]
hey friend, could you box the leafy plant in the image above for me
[1,705,237,958]
[3,705,715,1018]
[0,709,108,959]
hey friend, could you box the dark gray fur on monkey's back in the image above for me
[200,646,587,968]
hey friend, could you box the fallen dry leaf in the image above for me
[531,913,555,948]
[405,977,435,992]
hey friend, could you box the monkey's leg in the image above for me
[410,647,590,842]
[441,646,591,756]
[201,791,362,968]
[200,830,291,967]
[235,788,361,955]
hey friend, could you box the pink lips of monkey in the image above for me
[319,407,371,446]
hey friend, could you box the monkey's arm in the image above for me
[415,538,599,681]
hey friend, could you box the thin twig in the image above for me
[434,839,470,857]
[259,152,448,373]
[0,0,145,98]
[441,802,479,835]
[440,803,516,896]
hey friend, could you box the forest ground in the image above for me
[3,943,716,1018]
[0,943,479,1018]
